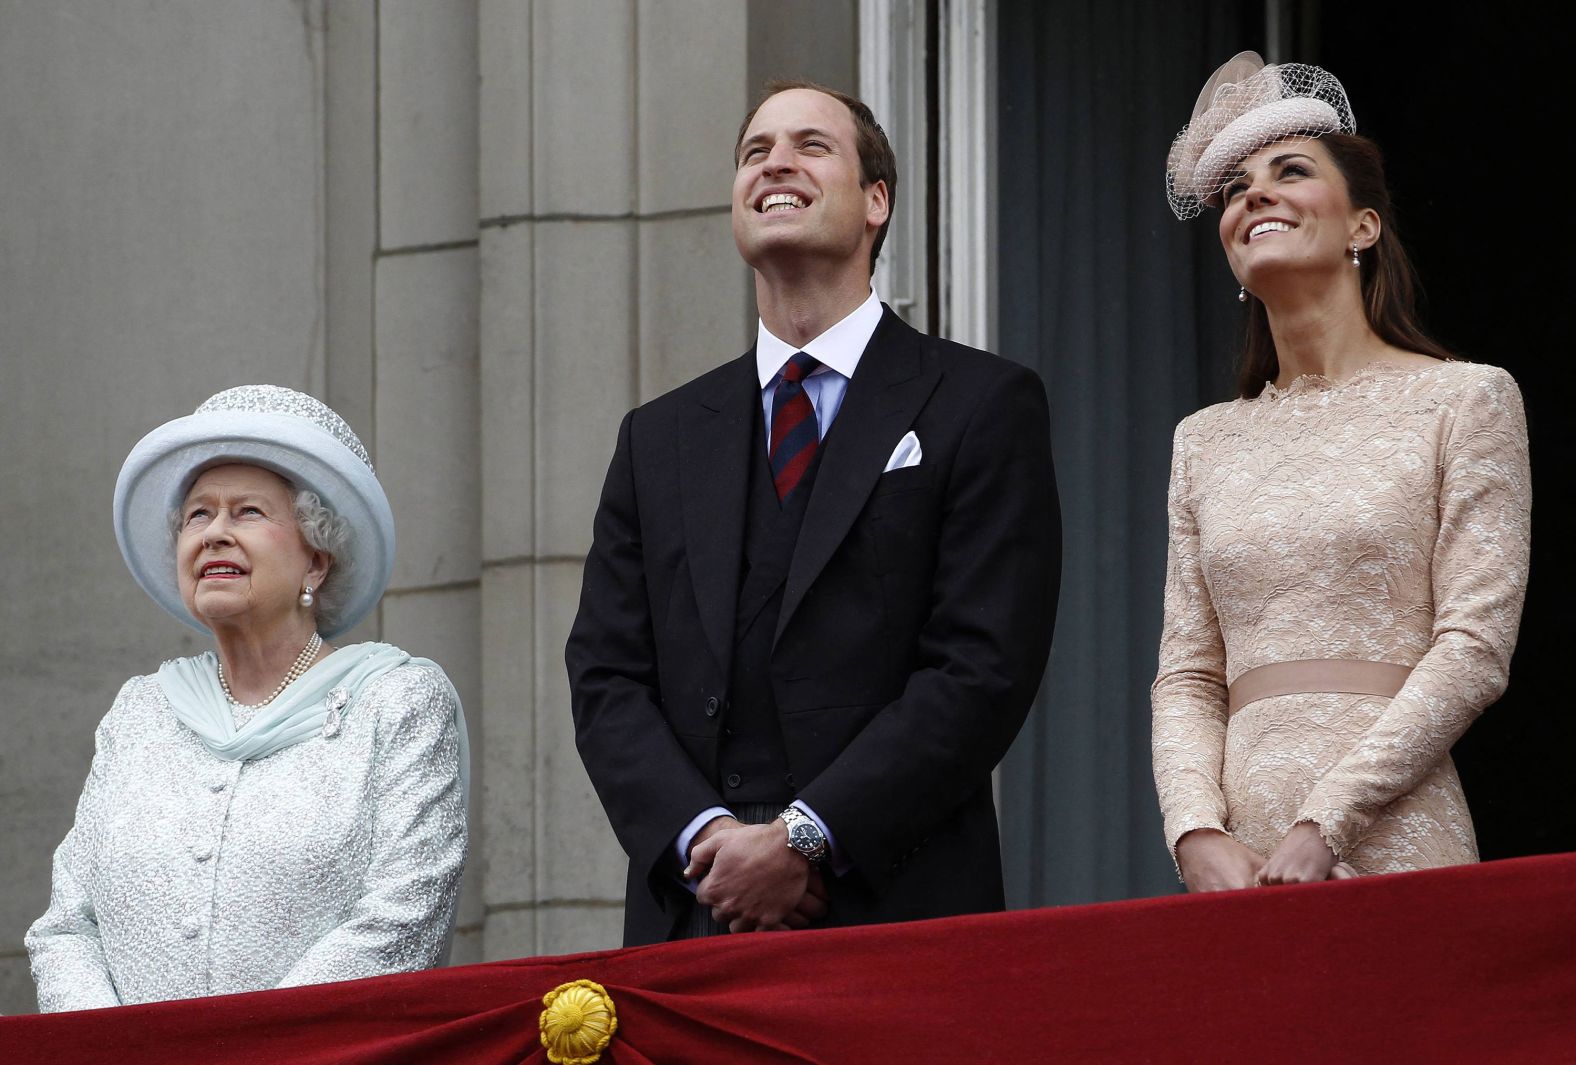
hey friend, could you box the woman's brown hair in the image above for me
[1236,133,1454,398]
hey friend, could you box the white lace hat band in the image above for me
[1166,51,1355,220]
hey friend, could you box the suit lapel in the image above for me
[678,351,758,675]
[775,310,940,645]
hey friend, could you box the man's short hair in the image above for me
[734,79,899,272]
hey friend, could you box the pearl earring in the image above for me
[1351,242,1361,267]
[1238,286,1247,303]
[300,585,315,608]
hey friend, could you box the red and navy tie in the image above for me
[769,352,822,500]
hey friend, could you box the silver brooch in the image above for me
[322,686,350,738]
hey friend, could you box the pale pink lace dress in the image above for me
[1152,361,1531,872]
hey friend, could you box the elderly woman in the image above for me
[1151,54,1531,892]
[26,385,468,1011]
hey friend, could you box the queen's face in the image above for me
[1217,136,1363,290]
[175,464,317,633]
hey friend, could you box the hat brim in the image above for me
[1191,97,1341,202]
[113,411,395,639]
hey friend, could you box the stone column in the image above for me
[476,0,752,959]
[326,0,485,964]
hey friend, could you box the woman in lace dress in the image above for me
[26,386,469,1011]
[1151,54,1531,892]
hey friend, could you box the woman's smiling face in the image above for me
[1218,136,1370,290]
[175,464,323,632]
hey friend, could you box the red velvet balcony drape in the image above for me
[5,852,1574,1063]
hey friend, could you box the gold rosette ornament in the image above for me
[539,979,618,1065]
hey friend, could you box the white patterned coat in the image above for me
[26,661,466,1012]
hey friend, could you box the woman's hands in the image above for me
[1176,828,1265,892]
[1178,824,1357,893]
[1256,821,1339,885]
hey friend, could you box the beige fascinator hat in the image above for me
[1166,51,1355,220]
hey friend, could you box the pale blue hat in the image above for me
[113,385,395,638]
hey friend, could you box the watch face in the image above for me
[789,822,822,851]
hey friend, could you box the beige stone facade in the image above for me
[0,0,857,1013]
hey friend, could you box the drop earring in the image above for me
[1351,242,1361,267]
[300,585,315,608]
[1238,286,1247,303]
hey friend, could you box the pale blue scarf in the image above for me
[156,641,470,807]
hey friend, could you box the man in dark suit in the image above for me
[566,80,1059,945]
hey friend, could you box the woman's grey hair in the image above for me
[169,480,354,634]
[290,488,353,633]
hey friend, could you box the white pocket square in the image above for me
[883,430,923,473]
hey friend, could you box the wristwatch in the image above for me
[778,806,829,865]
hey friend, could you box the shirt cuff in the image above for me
[791,799,850,877]
[676,807,734,893]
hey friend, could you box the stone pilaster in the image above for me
[476,0,752,958]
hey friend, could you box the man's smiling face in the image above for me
[731,88,887,274]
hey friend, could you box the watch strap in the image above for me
[778,806,828,864]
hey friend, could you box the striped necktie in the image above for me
[769,352,822,500]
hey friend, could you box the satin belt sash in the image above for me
[1227,659,1413,716]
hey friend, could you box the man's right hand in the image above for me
[1175,828,1265,892]
[685,816,830,931]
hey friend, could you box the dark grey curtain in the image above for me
[995,0,1259,906]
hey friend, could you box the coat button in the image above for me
[705,697,720,717]
[182,918,202,940]
[726,773,742,788]
[191,844,212,862]
[209,780,227,793]
[784,773,796,788]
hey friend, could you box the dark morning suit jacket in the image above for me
[566,306,1060,946]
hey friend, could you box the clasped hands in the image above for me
[683,815,829,933]
[1177,823,1358,893]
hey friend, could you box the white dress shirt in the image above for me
[754,286,884,446]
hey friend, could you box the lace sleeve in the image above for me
[1151,420,1232,858]
[1298,367,1532,855]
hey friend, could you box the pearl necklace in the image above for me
[218,632,323,709]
